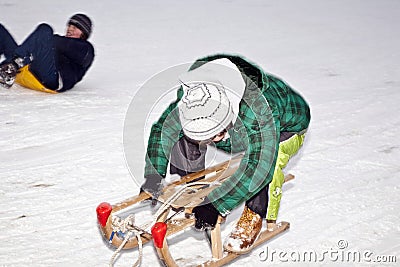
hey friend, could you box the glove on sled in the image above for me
[192,198,221,230]
[140,174,163,205]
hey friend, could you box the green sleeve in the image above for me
[144,88,183,177]
[208,89,280,215]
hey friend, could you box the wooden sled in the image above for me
[96,154,294,266]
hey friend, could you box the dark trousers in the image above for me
[0,23,59,89]
[169,136,207,177]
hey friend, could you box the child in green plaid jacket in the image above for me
[141,53,310,253]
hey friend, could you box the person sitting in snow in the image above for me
[140,53,310,253]
[0,13,94,93]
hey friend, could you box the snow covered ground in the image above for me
[1,0,399,266]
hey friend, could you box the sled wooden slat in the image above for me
[166,217,195,235]
[100,215,195,249]
[158,156,242,209]
[112,192,152,213]
[172,154,244,186]
[199,221,290,267]
[210,217,224,259]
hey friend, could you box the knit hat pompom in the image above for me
[68,13,92,39]
[178,82,234,141]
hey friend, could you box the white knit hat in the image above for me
[178,81,235,141]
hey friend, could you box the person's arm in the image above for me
[208,93,280,216]
[144,88,184,178]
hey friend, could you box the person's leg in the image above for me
[224,189,265,253]
[246,184,269,218]
[14,23,58,89]
[0,24,18,61]
[223,167,271,253]
[244,133,298,218]
[266,133,305,223]
[0,25,19,88]
[169,136,207,178]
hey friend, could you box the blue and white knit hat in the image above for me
[68,13,92,39]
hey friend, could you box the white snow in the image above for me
[1,0,399,266]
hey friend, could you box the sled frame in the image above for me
[98,153,294,266]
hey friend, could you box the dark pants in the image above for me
[170,136,207,177]
[0,23,59,89]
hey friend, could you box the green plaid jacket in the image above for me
[144,54,310,215]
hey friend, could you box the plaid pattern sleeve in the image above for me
[207,84,280,215]
[144,88,184,177]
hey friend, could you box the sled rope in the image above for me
[109,181,220,267]
[149,181,221,228]
[109,215,143,267]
